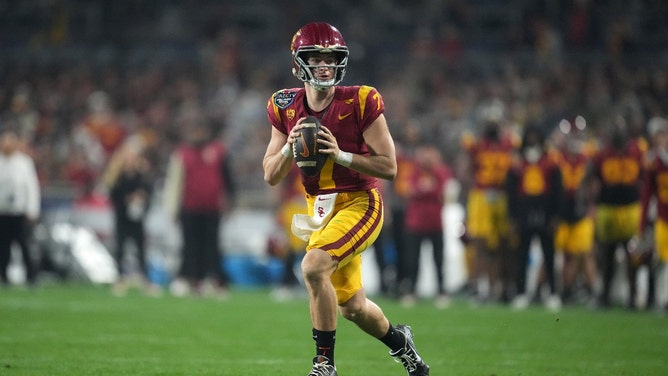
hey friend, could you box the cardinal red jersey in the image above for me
[461,135,517,190]
[641,153,668,230]
[593,141,645,205]
[267,85,383,195]
[506,152,562,222]
[511,153,561,197]
[559,152,588,196]
[557,150,590,222]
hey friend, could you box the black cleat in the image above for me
[307,356,337,376]
[390,324,430,376]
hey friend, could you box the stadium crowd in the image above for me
[1,0,667,311]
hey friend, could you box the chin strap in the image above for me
[309,78,336,91]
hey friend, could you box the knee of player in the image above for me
[340,302,364,322]
[339,291,371,322]
[301,249,336,281]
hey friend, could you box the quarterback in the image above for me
[262,22,430,376]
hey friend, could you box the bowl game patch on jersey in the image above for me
[273,90,298,109]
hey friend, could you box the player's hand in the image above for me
[317,125,340,159]
[287,117,309,146]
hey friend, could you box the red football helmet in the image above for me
[290,22,349,89]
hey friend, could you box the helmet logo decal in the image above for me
[290,32,299,52]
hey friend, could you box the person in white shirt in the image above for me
[0,126,40,286]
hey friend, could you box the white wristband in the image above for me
[334,150,353,167]
[281,143,292,158]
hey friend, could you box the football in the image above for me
[293,116,327,176]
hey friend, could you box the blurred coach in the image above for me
[164,120,236,297]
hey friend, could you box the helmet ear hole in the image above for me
[292,53,310,82]
[297,68,307,81]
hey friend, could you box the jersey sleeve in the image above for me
[267,90,289,135]
[357,85,384,133]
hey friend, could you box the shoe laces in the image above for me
[308,359,336,376]
[392,347,420,372]
[391,326,422,373]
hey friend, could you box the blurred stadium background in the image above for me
[1,0,667,296]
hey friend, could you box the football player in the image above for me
[460,103,518,304]
[262,23,429,376]
[640,117,668,312]
[553,117,597,305]
[506,125,563,311]
[592,117,647,309]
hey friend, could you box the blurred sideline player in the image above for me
[506,125,563,311]
[553,117,598,305]
[460,102,518,303]
[387,122,421,298]
[640,117,668,312]
[268,165,308,301]
[400,142,453,308]
[371,178,394,297]
[592,116,647,309]
[262,23,429,376]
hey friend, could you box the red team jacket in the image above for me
[177,141,229,212]
[404,163,451,233]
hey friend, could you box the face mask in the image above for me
[524,146,542,163]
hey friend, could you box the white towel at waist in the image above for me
[291,192,338,241]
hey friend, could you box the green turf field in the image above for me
[1,284,667,375]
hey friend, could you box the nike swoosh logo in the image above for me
[338,113,352,120]
[317,197,330,201]
[299,136,310,158]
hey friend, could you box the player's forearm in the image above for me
[342,153,397,181]
[263,150,293,186]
